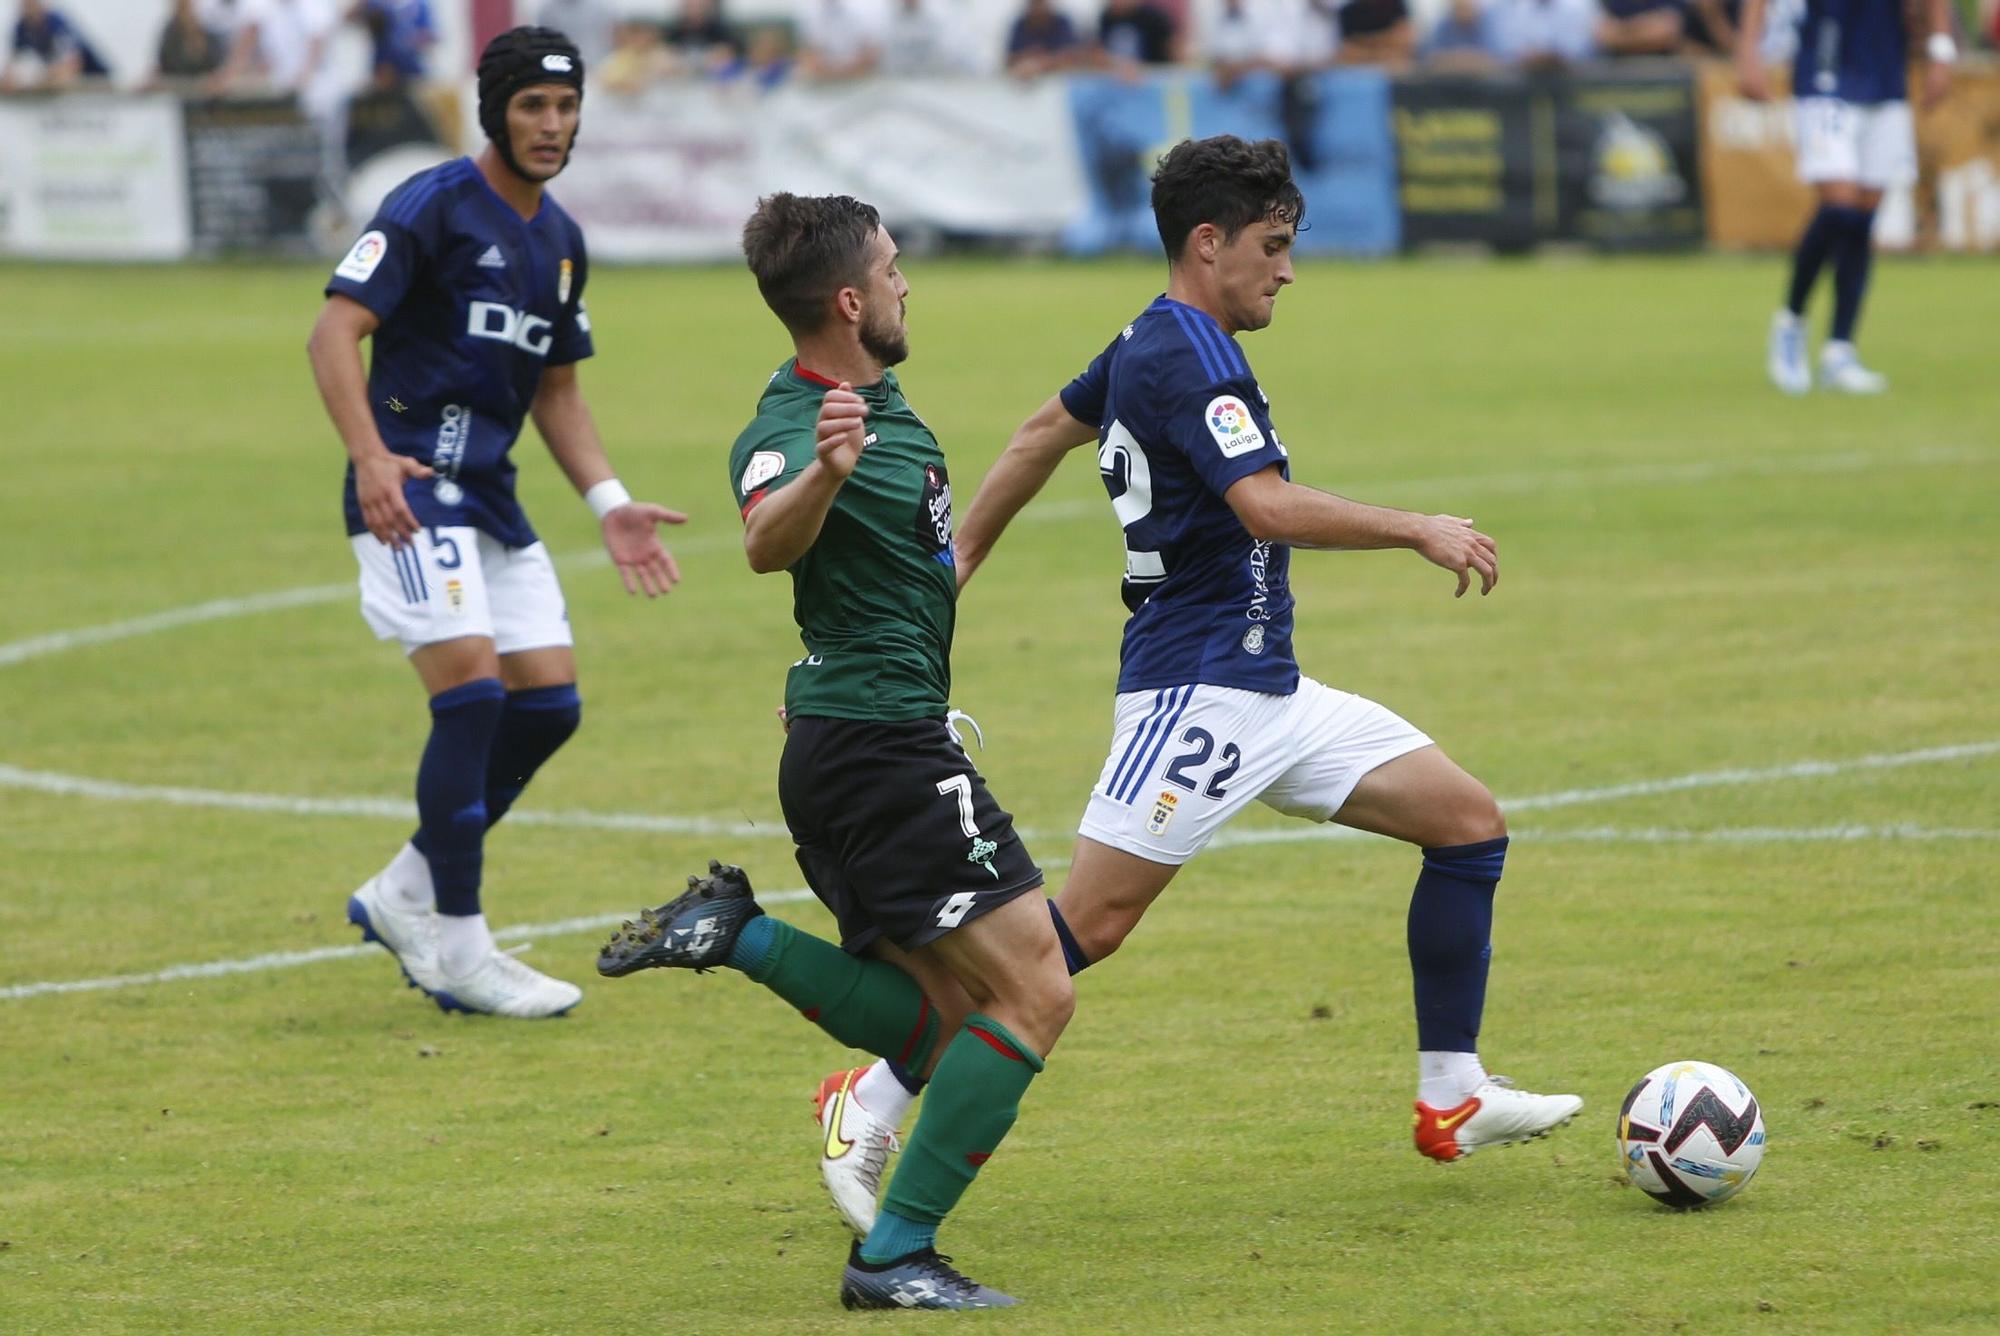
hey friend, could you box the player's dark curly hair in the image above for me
[741,193,883,335]
[1150,136,1306,262]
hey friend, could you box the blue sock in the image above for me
[1785,205,1843,315]
[412,683,579,861]
[725,914,780,974]
[1407,837,1507,1052]
[1829,206,1876,343]
[1047,899,1091,976]
[482,683,581,826]
[415,679,506,917]
[887,1060,926,1096]
[861,1208,938,1265]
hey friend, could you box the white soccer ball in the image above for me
[1617,1060,1766,1208]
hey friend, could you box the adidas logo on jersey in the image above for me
[476,244,506,269]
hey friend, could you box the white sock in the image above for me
[1419,1051,1488,1108]
[437,913,495,978]
[852,1059,917,1125]
[379,842,434,912]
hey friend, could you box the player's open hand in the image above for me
[1413,513,1499,598]
[602,501,687,597]
[815,385,869,480]
[356,451,434,549]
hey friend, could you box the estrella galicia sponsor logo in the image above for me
[467,300,553,356]
[1242,624,1266,655]
[914,462,953,564]
[1205,394,1265,458]
[335,229,388,283]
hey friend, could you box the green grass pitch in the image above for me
[1,253,1995,1333]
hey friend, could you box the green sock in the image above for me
[743,919,940,1072]
[869,1012,1043,1252]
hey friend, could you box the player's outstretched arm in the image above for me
[1225,465,1498,597]
[530,363,686,597]
[742,385,868,574]
[955,394,1098,592]
[307,293,432,549]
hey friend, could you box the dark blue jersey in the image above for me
[1061,296,1299,697]
[325,156,593,547]
[11,10,111,75]
[1793,0,1907,105]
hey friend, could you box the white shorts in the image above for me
[1078,675,1433,864]
[352,525,572,656]
[1795,98,1916,189]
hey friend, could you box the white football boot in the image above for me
[435,949,582,1019]
[1818,340,1887,394]
[1766,311,1812,395]
[1414,1076,1583,1162]
[815,1066,902,1236]
[346,875,448,999]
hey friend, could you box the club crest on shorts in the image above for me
[1146,790,1178,836]
[558,258,573,305]
[445,578,464,613]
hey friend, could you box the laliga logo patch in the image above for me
[740,450,786,494]
[335,230,387,283]
[1145,790,1179,836]
[541,53,574,73]
[1205,395,1265,459]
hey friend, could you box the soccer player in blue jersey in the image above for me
[1739,0,1958,394]
[946,134,1580,1170]
[307,26,685,1019]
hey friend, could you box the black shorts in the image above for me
[779,714,1043,955]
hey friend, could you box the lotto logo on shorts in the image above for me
[1146,790,1179,835]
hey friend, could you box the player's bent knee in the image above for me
[1440,783,1506,846]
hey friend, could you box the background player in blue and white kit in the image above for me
[1739,0,1958,394]
[307,27,685,1019]
[951,135,1581,1165]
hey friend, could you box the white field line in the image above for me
[4,816,1994,1003]
[3,443,1987,673]
[5,740,1995,848]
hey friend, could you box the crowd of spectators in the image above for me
[6,0,1998,98]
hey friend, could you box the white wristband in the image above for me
[1927,32,1958,63]
[585,478,632,520]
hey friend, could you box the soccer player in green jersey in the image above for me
[596,193,1072,1311]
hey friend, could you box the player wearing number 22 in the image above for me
[308,27,685,1019]
[952,134,1583,1163]
[594,193,1071,1311]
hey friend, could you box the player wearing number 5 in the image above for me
[958,135,1580,1163]
[594,193,1071,1310]
[308,27,685,1019]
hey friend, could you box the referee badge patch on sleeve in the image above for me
[740,450,786,495]
[335,230,388,283]
[1204,395,1266,458]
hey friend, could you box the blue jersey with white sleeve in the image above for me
[1793,0,1907,105]
[1060,296,1298,697]
[325,156,593,548]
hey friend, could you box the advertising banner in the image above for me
[182,96,324,255]
[0,93,189,260]
[1066,69,1400,256]
[554,78,1086,262]
[1393,68,1702,252]
[1700,60,2000,252]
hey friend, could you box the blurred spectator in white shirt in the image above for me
[535,0,615,65]
[882,0,976,73]
[210,0,344,114]
[797,0,890,79]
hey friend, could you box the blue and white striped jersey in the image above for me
[325,156,593,548]
[1061,296,1299,697]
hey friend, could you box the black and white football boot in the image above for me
[596,860,765,977]
[839,1244,1018,1311]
